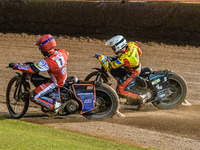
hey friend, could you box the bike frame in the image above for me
[92,67,110,80]
[13,72,30,101]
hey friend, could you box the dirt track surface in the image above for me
[0,33,200,150]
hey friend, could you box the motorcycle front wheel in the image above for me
[6,76,29,118]
[82,83,119,120]
[85,71,109,84]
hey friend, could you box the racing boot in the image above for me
[182,100,191,106]
[49,88,62,115]
[136,95,147,111]
[54,101,61,113]
[47,101,62,117]
[125,96,140,105]
[136,91,152,111]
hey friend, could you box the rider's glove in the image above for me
[9,63,15,68]
[95,53,101,58]
[9,63,19,70]
[13,64,19,70]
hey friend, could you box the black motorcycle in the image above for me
[85,55,187,109]
[6,64,119,120]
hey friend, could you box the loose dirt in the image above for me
[0,33,200,150]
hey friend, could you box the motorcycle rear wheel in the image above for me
[6,76,29,118]
[82,83,119,120]
[152,73,187,109]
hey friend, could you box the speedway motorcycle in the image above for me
[85,55,187,109]
[6,63,119,120]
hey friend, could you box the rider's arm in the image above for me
[98,55,111,71]
[110,59,124,69]
[138,48,142,56]
[132,42,142,56]
[98,55,124,71]
[14,59,49,74]
[33,59,49,72]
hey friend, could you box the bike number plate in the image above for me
[72,84,96,114]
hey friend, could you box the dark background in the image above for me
[1,1,200,46]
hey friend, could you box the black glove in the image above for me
[106,57,112,62]
[9,63,15,68]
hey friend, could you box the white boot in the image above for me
[54,101,61,113]
[140,95,147,103]
[182,100,191,106]
[116,110,125,118]
[137,92,151,111]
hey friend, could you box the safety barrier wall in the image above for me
[0,1,200,45]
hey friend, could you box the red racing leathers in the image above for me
[15,49,69,110]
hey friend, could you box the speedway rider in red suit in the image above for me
[9,34,69,114]
[95,35,147,110]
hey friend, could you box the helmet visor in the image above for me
[34,41,42,50]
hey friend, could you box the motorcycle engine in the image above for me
[65,100,79,114]
[59,100,79,115]
[58,88,80,115]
